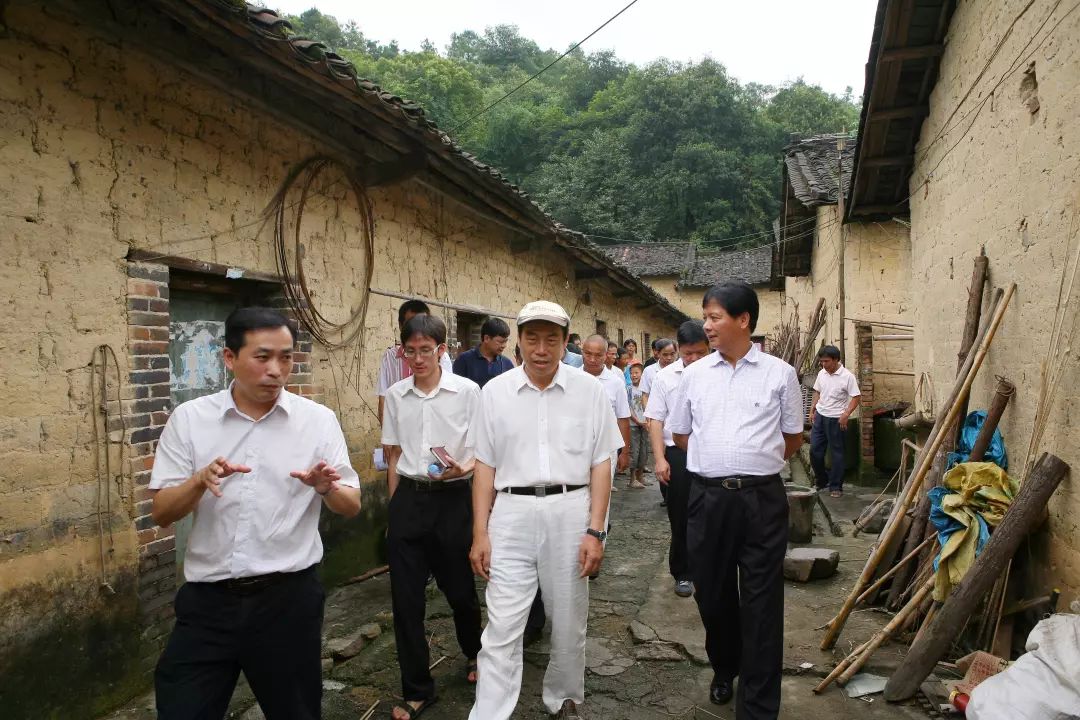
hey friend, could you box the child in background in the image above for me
[627,362,648,489]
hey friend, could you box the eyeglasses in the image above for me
[402,347,441,359]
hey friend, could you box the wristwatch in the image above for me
[585,528,607,542]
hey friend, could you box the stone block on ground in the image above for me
[326,628,368,661]
[783,547,840,582]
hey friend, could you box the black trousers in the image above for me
[810,414,846,490]
[155,565,324,720]
[387,480,482,701]
[526,588,546,632]
[687,474,788,720]
[664,446,691,582]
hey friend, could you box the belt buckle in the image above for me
[536,485,547,498]
[721,478,740,490]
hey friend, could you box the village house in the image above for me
[602,242,784,343]
[846,0,1080,608]
[777,133,914,470]
[0,1,687,716]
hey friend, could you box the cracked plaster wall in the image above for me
[784,205,914,405]
[909,0,1080,603]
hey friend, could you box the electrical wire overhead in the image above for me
[450,0,644,134]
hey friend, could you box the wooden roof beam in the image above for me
[880,44,944,62]
[869,105,929,121]
[861,155,912,168]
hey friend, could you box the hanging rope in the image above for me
[90,344,126,594]
[263,155,375,351]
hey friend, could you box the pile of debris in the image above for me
[810,256,1076,714]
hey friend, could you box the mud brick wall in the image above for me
[908,0,1080,602]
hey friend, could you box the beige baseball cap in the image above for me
[516,300,571,328]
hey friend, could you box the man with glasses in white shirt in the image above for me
[668,283,803,720]
[467,301,623,720]
[382,314,483,720]
[149,307,361,720]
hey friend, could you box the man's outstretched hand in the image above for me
[291,460,343,495]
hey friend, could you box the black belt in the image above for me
[401,475,471,492]
[501,484,588,497]
[692,473,780,490]
[210,568,307,594]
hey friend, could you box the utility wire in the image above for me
[450,0,644,134]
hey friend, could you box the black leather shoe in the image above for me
[710,675,734,705]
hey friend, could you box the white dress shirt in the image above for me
[813,365,861,417]
[150,385,361,582]
[666,346,804,477]
[596,367,631,419]
[381,370,480,478]
[472,364,624,489]
[376,344,454,397]
[643,358,684,447]
[639,362,660,395]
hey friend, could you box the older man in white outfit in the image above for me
[467,301,623,720]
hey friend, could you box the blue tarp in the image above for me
[946,410,1008,470]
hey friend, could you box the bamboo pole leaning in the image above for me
[820,285,1014,650]
[884,452,1070,701]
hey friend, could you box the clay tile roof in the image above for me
[679,245,774,288]
[784,134,856,208]
[600,243,693,277]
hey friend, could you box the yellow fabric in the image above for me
[934,462,1019,601]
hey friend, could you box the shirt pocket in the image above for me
[557,418,589,456]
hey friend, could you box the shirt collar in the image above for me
[401,369,459,399]
[516,362,569,392]
[826,363,846,375]
[220,381,292,419]
[708,343,761,368]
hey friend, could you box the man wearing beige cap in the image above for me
[468,300,623,720]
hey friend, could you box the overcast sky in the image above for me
[272,0,877,97]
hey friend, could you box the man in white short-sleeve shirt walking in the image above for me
[376,299,453,423]
[381,314,482,720]
[667,283,803,720]
[149,307,361,720]
[467,301,623,720]
[582,334,631,481]
[809,345,861,497]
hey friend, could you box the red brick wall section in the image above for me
[265,290,322,403]
[855,323,875,467]
[126,260,176,664]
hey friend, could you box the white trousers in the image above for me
[468,487,591,719]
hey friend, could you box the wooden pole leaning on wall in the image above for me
[968,376,1016,462]
[820,284,1015,650]
[883,452,1070,701]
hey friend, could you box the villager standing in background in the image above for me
[376,300,453,423]
[643,338,661,368]
[668,283,803,719]
[382,314,482,720]
[468,301,622,720]
[582,334,632,483]
[452,316,514,388]
[627,362,649,489]
[644,320,711,597]
[149,307,362,720]
[809,345,861,498]
[640,337,676,405]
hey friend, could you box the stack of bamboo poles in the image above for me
[770,297,826,373]
[812,266,1070,700]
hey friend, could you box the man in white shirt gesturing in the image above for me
[467,301,623,720]
[668,283,803,720]
[382,314,483,720]
[149,307,361,720]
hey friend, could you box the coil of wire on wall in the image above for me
[264,155,375,351]
[90,344,127,594]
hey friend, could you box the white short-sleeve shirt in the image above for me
[597,366,631,420]
[639,362,661,395]
[376,344,454,397]
[472,364,624,490]
[666,346,804,477]
[813,365,861,418]
[643,358,685,447]
[150,386,361,582]
[381,370,480,479]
